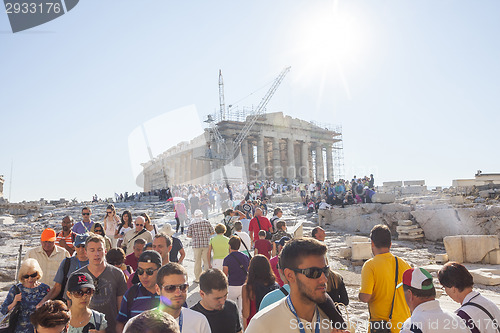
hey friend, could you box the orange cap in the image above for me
[41,228,57,242]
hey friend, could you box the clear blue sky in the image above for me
[1,0,499,202]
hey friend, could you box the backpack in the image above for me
[81,310,102,333]
[55,258,72,301]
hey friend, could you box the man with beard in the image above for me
[56,216,77,255]
[246,238,340,332]
[156,263,211,333]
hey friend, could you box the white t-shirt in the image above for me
[400,300,470,333]
[456,291,500,333]
[177,307,211,333]
[235,231,251,252]
[246,297,332,333]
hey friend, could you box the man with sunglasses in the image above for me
[37,234,90,306]
[246,238,338,332]
[116,251,162,333]
[67,234,127,333]
[73,207,95,235]
[122,216,153,255]
[156,263,211,333]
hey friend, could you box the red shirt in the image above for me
[249,216,272,240]
[124,253,139,271]
[254,239,272,259]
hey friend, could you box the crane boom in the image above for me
[231,66,291,157]
[219,70,226,121]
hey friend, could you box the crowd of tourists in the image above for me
[2,185,500,333]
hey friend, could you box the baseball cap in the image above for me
[67,273,95,292]
[41,228,57,242]
[74,234,89,247]
[397,268,434,290]
[138,250,162,266]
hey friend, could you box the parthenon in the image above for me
[142,112,343,191]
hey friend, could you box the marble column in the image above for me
[316,145,324,182]
[174,155,181,185]
[272,137,281,181]
[326,145,334,181]
[287,138,296,181]
[301,141,310,183]
[257,135,265,180]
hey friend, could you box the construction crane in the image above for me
[206,66,291,163]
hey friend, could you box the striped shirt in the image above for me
[116,283,160,323]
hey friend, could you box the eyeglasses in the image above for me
[136,267,159,276]
[161,283,189,293]
[75,245,85,248]
[82,213,90,216]
[290,266,330,279]
[106,211,112,214]
[136,224,144,227]
[23,272,38,279]
[94,229,103,232]
[72,289,94,297]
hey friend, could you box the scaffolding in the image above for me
[332,125,345,181]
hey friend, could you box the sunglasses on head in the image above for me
[136,267,159,276]
[290,266,330,279]
[162,283,189,293]
[82,213,90,216]
[23,272,38,279]
[72,289,93,297]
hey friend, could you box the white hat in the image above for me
[194,209,203,217]
[160,223,175,236]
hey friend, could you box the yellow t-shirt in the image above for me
[360,252,411,333]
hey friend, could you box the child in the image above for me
[254,230,273,259]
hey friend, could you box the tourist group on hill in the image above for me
[2,178,499,333]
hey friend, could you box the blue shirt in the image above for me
[54,256,89,284]
[259,284,290,311]
[72,221,94,235]
[117,283,160,323]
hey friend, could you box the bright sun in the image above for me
[290,1,365,92]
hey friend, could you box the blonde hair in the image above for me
[18,258,43,281]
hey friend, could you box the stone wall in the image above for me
[319,203,500,241]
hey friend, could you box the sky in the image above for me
[0,0,499,202]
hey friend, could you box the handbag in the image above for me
[369,256,399,333]
[255,217,272,240]
[0,284,22,333]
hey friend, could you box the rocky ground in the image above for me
[0,198,499,332]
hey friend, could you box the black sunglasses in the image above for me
[136,267,159,276]
[72,289,93,297]
[162,283,189,293]
[82,213,90,216]
[23,272,38,279]
[290,266,330,279]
